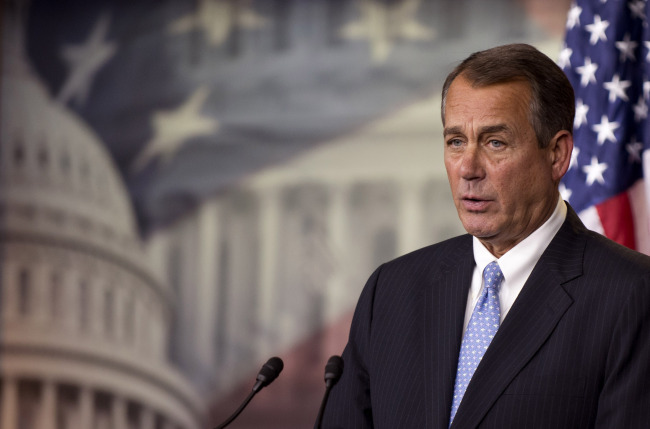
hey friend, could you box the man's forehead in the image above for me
[443,79,531,131]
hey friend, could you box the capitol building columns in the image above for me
[196,201,220,372]
[139,406,156,429]
[60,270,77,333]
[111,394,127,429]
[31,262,50,327]
[397,179,427,256]
[216,174,453,363]
[0,374,197,429]
[78,386,93,429]
[257,186,281,359]
[1,377,18,429]
[323,185,348,323]
[38,379,57,429]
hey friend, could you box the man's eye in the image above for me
[448,138,463,147]
[489,140,504,148]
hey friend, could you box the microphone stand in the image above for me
[213,357,283,429]
[215,388,254,429]
[215,390,256,429]
[314,381,334,428]
[315,355,344,429]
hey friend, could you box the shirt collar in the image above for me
[473,196,567,286]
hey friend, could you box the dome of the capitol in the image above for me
[1,38,144,272]
[0,2,203,428]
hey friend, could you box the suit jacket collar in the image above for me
[425,234,474,428]
[437,205,586,429]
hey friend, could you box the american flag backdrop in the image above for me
[2,0,573,427]
[560,0,650,254]
[23,0,552,236]
[25,0,445,235]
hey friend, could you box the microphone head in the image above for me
[254,356,284,390]
[324,355,344,386]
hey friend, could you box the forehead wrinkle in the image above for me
[477,124,512,139]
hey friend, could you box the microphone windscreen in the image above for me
[324,355,344,384]
[257,356,284,386]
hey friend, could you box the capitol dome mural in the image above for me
[1,0,573,427]
[0,2,203,428]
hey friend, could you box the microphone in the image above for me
[252,356,284,392]
[214,357,284,429]
[315,355,344,429]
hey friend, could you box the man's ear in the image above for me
[548,130,574,182]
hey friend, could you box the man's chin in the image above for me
[458,217,496,239]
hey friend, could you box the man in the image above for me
[320,44,650,428]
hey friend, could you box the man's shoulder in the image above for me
[363,234,472,300]
[382,234,473,271]
[554,206,650,276]
[583,228,650,273]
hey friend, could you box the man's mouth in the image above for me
[461,196,491,210]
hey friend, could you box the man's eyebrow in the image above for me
[443,126,463,137]
[443,124,511,137]
[478,124,510,136]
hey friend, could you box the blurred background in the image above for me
[1,0,572,428]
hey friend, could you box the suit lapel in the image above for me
[450,207,586,428]
[425,235,474,428]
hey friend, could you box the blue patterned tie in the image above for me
[449,261,504,425]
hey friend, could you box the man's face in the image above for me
[443,76,561,257]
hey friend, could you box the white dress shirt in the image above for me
[463,197,567,332]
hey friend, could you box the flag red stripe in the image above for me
[596,192,637,250]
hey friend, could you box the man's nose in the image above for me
[459,145,485,180]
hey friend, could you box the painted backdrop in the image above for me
[1,0,571,428]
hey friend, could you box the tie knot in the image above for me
[483,261,504,291]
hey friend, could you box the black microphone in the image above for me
[315,355,344,429]
[214,357,284,429]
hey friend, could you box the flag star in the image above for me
[340,0,435,63]
[57,13,117,106]
[644,80,650,99]
[592,115,620,144]
[585,15,609,45]
[169,0,268,47]
[582,156,608,185]
[629,0,647,22]
[558,45,573,69]
[570,146,580,169]
[615,33,638,62]
[603,74,631,102]
[576,57,599,87]
[560,183,573,201]
[131,86,219,173]
[633,96,648,122]
[566,4,582,29]
[575,99,589,128]
[626,138,643,163]
[645,42,650,62]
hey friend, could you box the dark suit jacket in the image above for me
[321,206,650,428]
